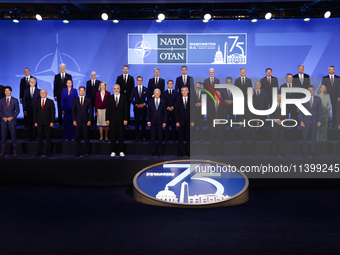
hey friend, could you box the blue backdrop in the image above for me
[0,19,339,118]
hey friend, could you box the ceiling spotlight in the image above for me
[204,13,212,20]
[265,11,272,20]
[11,8,20,23]
[112,8,120,24]
[301,5,311,22]
[101,12,109,21]
[36,13,43,21]
[157,12,166,21]
[35,5,44,21]
[156,19,162,23]
[203,19,209,23]
[324,10,331,19]
[249,6,258,23]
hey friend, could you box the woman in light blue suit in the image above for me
[61,79,78,141]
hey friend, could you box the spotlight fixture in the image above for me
[301,4,311,22]
[202,9,213,21]
[156,19,162,23]
[35,5,44,21]
[156,10,166,21]
[249,7,258,23]
[112,8,120,24]
[61,7,70,24]
[324,10,331,19]
[202,19,209,23]
[11,8,20,23]
[36,13,43,21]
[101,12,109,21]
[262,4,273,20]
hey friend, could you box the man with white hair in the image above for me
[54,63,72,127]
[148,68,165,95]
[86,71,101,127]
[204,68,220,89]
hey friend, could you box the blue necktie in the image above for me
[184,98,187,109]
[156,99,159,110]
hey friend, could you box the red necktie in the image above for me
[6,98,9,108]
[42,99,45,109]
[268,77,271,86]
[81,97,83,108]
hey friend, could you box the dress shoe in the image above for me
[84,154,89,157]
[119,152,125,157]
[46,153,52,157]
[28,138,33,141]
[158,154,163,157]
[99,138,103,141]
[164,140,168,143]
[105,139,109,142]
[13,153,18,157]
[75,153,81,157]
[142,138,146,142]
[151,153,156,157]
[178,153,183,157]
[172,139,176,143]
[110,152,116,157]
[134,138,139,142]
[126,125,130,129]
[0,152,5,157]
[186,153,190,157]
[36,153,41,157]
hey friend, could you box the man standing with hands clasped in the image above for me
[73,86,92,157]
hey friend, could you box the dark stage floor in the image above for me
[0,186,339,255]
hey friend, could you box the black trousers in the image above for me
[134,107,146,139]
[193,111,204,141]
[110,125,124,152]
[272,124,285,155]
[286,104,298,139]
[37,125,52,154]
[91,100,97,126]
[57,98,63,125]
[241,125,256,154]
[27,111,37,139]
[178,122,190,154]
[226,110,234,140]
[76,124,90,154]
[210,125,224,155]
[331,98,338,126]
[164,110,176,140]
[151,125,163,154]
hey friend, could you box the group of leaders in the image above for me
[0,64,339,158]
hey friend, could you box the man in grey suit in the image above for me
[234,68,253,96]
[204,68,220,89]
[0,86,20,157]
[300,85,322,157]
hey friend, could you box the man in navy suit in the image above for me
[106,84,129,157]
[147,88,167,157]
[23,78,41,141]
[300,85,322,157]
[116,65,135,128]
[148,68,165,95]
[321,65,340,128]
[175,87,194,157]
[162,80,179,142]
[34,89,55,156]
[260,68,278,106]
[86,71,101,127]
[208,91,226,156]
[293,64,310,90]
[203,68,220,88]
[175,66,194,92]
[54,63,72,127]
[234,68,253,96]
[222,77,234,141]
[253,81,269,142]
[131,76,149,142]
[192,82,204,142]
[72,86,92,157]
[280,73,299,141]
[0,86,20,157]
[270,93,288,157]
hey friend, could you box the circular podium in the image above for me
[133,159,249,208]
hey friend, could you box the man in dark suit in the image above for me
[106,84,129,157]
[131,76,149,142]
[0,86,20,157]
[0,85,5,99]
[192,82,204,142]
[86,71,100,127]
[223,77,235,141]
[72,86,92,157]
[23,78,41,141]
[208,91,226,156]
[300,86,322,157]
[321,65,340,128]
[19,68,37,128]
[260,68,278,106]
[253,81,269,142]
[116,65,135,127]
[54,63,72,127]
[175,87,194,157]
[175,66,194,93]
[293,64,310,90]
[203,68,220,88]
[234,68,253,96]
[147,88,167,157]
[162,80,179,142]
[148,68,165,95]
[34,89,55,156]
[270,93,288,157]
[280,73,299,141]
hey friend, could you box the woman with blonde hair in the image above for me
[316,84,331,141]
[95,82,111,141]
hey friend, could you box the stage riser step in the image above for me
[3,141,339,155]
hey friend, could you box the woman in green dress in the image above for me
[316,84,331,141]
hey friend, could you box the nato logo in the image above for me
[128,34,186,64]
[133,160,249,208]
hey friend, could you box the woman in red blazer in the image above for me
[95,82,111,141]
